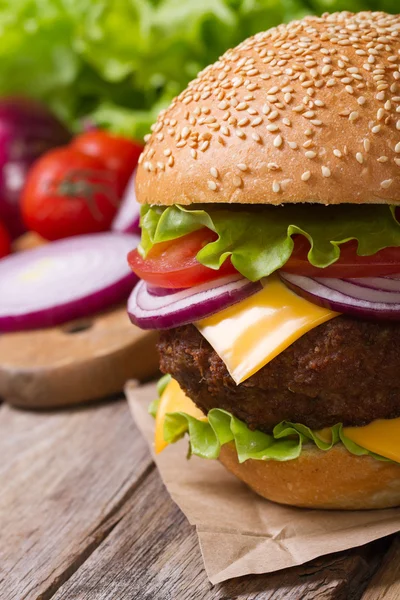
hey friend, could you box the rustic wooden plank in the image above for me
[52,465,392,600]
[0,307,159,409]
[361,535,400,600]
[0,398,153,600]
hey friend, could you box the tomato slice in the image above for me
[129,229,400,288]
[282,237,400,278]
[128,229,237,288]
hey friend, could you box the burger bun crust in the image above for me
[219,443,400,509]
[136,11,400,208]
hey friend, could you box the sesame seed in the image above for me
[381,179,393,189]
[210,167,219,178]
[274,135,283,148]
[288,141,298,149]
[349,111,359,122]
[356,152,364,164]
[267,162,280,170]
[236,129,245,138]
[322,166,331,177]
[190,149,197,159]
[363,139,371,152]
[266,124,279,132]
[333,149,342,158]
[207,180,218,191]
[233,175,243,188]
[301,171,311,181]
[251,117,262,126]
[262,104,271,115]
[305,150,316,159]
[252,132,261,143]
[272,181,281,193]
[237,163,248,171]
[395,143,400,153]
[200,141,209,152]
[378,156,388,163]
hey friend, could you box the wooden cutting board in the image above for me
[0,306,159,409]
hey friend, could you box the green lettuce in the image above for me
[0,1,397,138]
[140,204,400,282]
[148,374,172,417]
[163,408,390,463]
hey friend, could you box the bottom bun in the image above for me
[218,443,400,510]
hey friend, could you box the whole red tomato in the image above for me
[21,147,120,241]
[72,130,143,196]
[0,219,11,258]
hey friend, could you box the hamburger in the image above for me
[128,11,400,510]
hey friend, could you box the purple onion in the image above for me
[0,232,139,332]
[128,275,262,330]
[0,97,71,238]
[280,272,400,320]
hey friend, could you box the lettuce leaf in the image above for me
[163,408,391,463]
[140,204,400,282]
[0,0,307,137]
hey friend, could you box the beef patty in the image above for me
[158,317,400,431]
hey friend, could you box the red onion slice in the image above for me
[147,285,187,297]
[128,274,262,330]
[0,232,139,332]
[112,168,140,234]
[344,277,400,293]
[280,272,400,320]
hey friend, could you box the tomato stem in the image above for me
[48,168,120,220]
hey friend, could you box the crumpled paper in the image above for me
[126,381,400,584]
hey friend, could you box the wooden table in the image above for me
[2,395,399,600]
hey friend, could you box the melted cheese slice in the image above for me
[155,378,206,453]
[343,418,400,463]
[196,275,338,384]
[156,379,400,462]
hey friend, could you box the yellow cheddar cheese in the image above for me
[196,275,338,384]
[154,378,206,453]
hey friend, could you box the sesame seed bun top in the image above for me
[136,11,400,207]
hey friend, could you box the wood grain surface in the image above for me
[1,396,398,600]
[0,398,152,600]
[53,468,393,600]
[0,307,159,408]
[361,537,400,600]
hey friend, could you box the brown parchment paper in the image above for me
[126,381,400,584]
